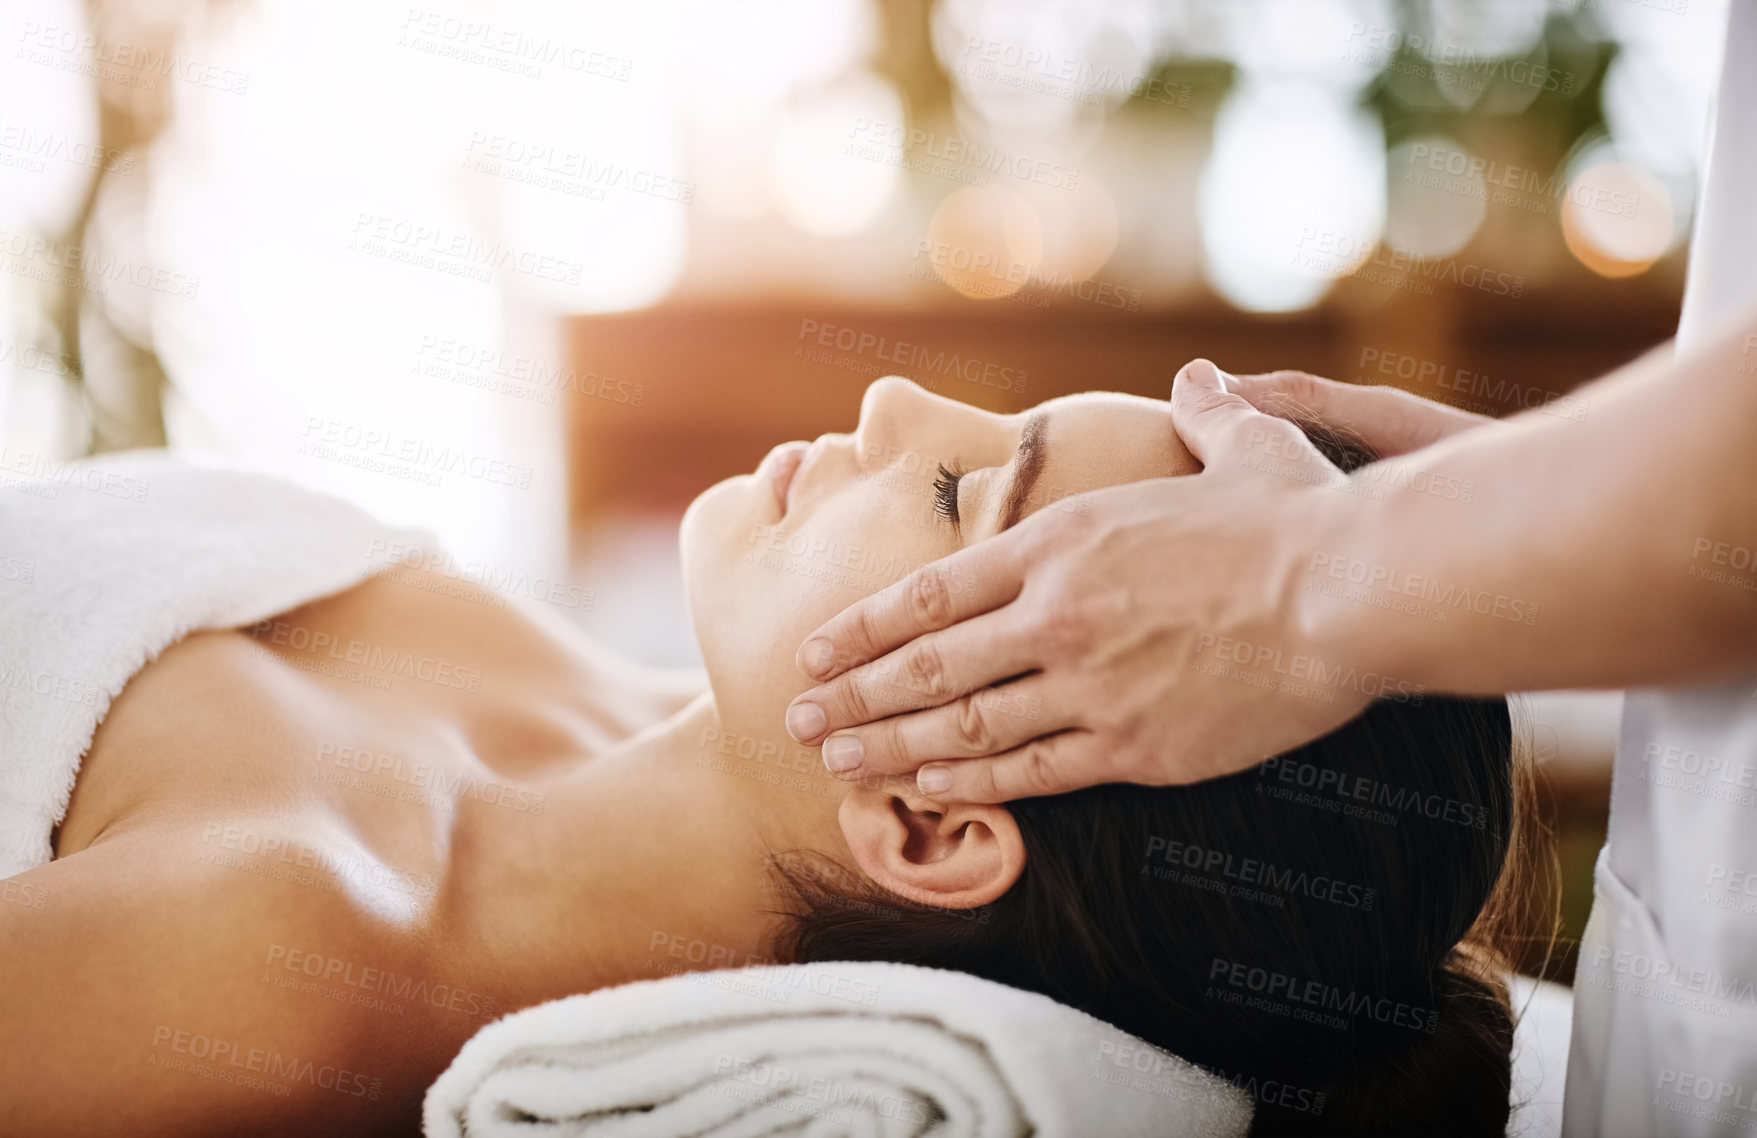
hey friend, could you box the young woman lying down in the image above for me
[0,377,1531,1136]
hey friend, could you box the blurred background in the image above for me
[1,0,1724,979]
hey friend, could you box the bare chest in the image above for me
[59,568,645,863]
[15,570,663,1134]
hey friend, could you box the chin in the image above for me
[679,476,748,622]
[678,474,768,707]
[679,473,833,735]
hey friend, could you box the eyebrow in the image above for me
[997,411,1049,533]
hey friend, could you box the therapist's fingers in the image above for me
[794,526,1030,682]
[1227,369,1491,456]
[786,609,1038,745]
[913,729,1102,804]
[819,675,1071,779]
[1170,358,1330,471]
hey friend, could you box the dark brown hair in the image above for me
[766,419,1542,1135]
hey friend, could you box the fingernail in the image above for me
[785,701,826,742]
[822,735,864,772]
[1217,368,1238,393]
[917,766,951,794]
[799,639,835,678]
[1181,359,1220,390]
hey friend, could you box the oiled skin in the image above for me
[0,568,699,1137]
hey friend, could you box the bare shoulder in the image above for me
[0,833,410,1137]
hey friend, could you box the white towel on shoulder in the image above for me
[0,450,433,878]
[423,960,1252,1138]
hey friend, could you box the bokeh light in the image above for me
[0,0,100,239]
[767,71,903,238]
[1025,173,1119,285]
[1384,135,1487,260]
[1561,154,1675,279]
[932,0,1159,129]
[924,185,1043,300]
[1199,79,1385,313]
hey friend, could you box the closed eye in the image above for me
[932,463,964,528]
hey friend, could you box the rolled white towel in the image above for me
[424,961,1251,1138]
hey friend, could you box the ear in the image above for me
[837,781,1025,909]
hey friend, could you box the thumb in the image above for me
[1169,358,1271,467]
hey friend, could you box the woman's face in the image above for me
[681,377,1200,740]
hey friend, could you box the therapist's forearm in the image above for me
[1303,314,1757,694]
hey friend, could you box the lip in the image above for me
[765,441,810,517]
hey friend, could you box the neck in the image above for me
[444,691,851,1009]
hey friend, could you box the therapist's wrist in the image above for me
[1285,477,1415,697]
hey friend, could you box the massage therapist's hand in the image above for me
[785,361,1487,802]
[1225,367,1491,456]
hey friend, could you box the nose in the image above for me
[853,376,992,470]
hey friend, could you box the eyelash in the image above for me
[932,463,965,525]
